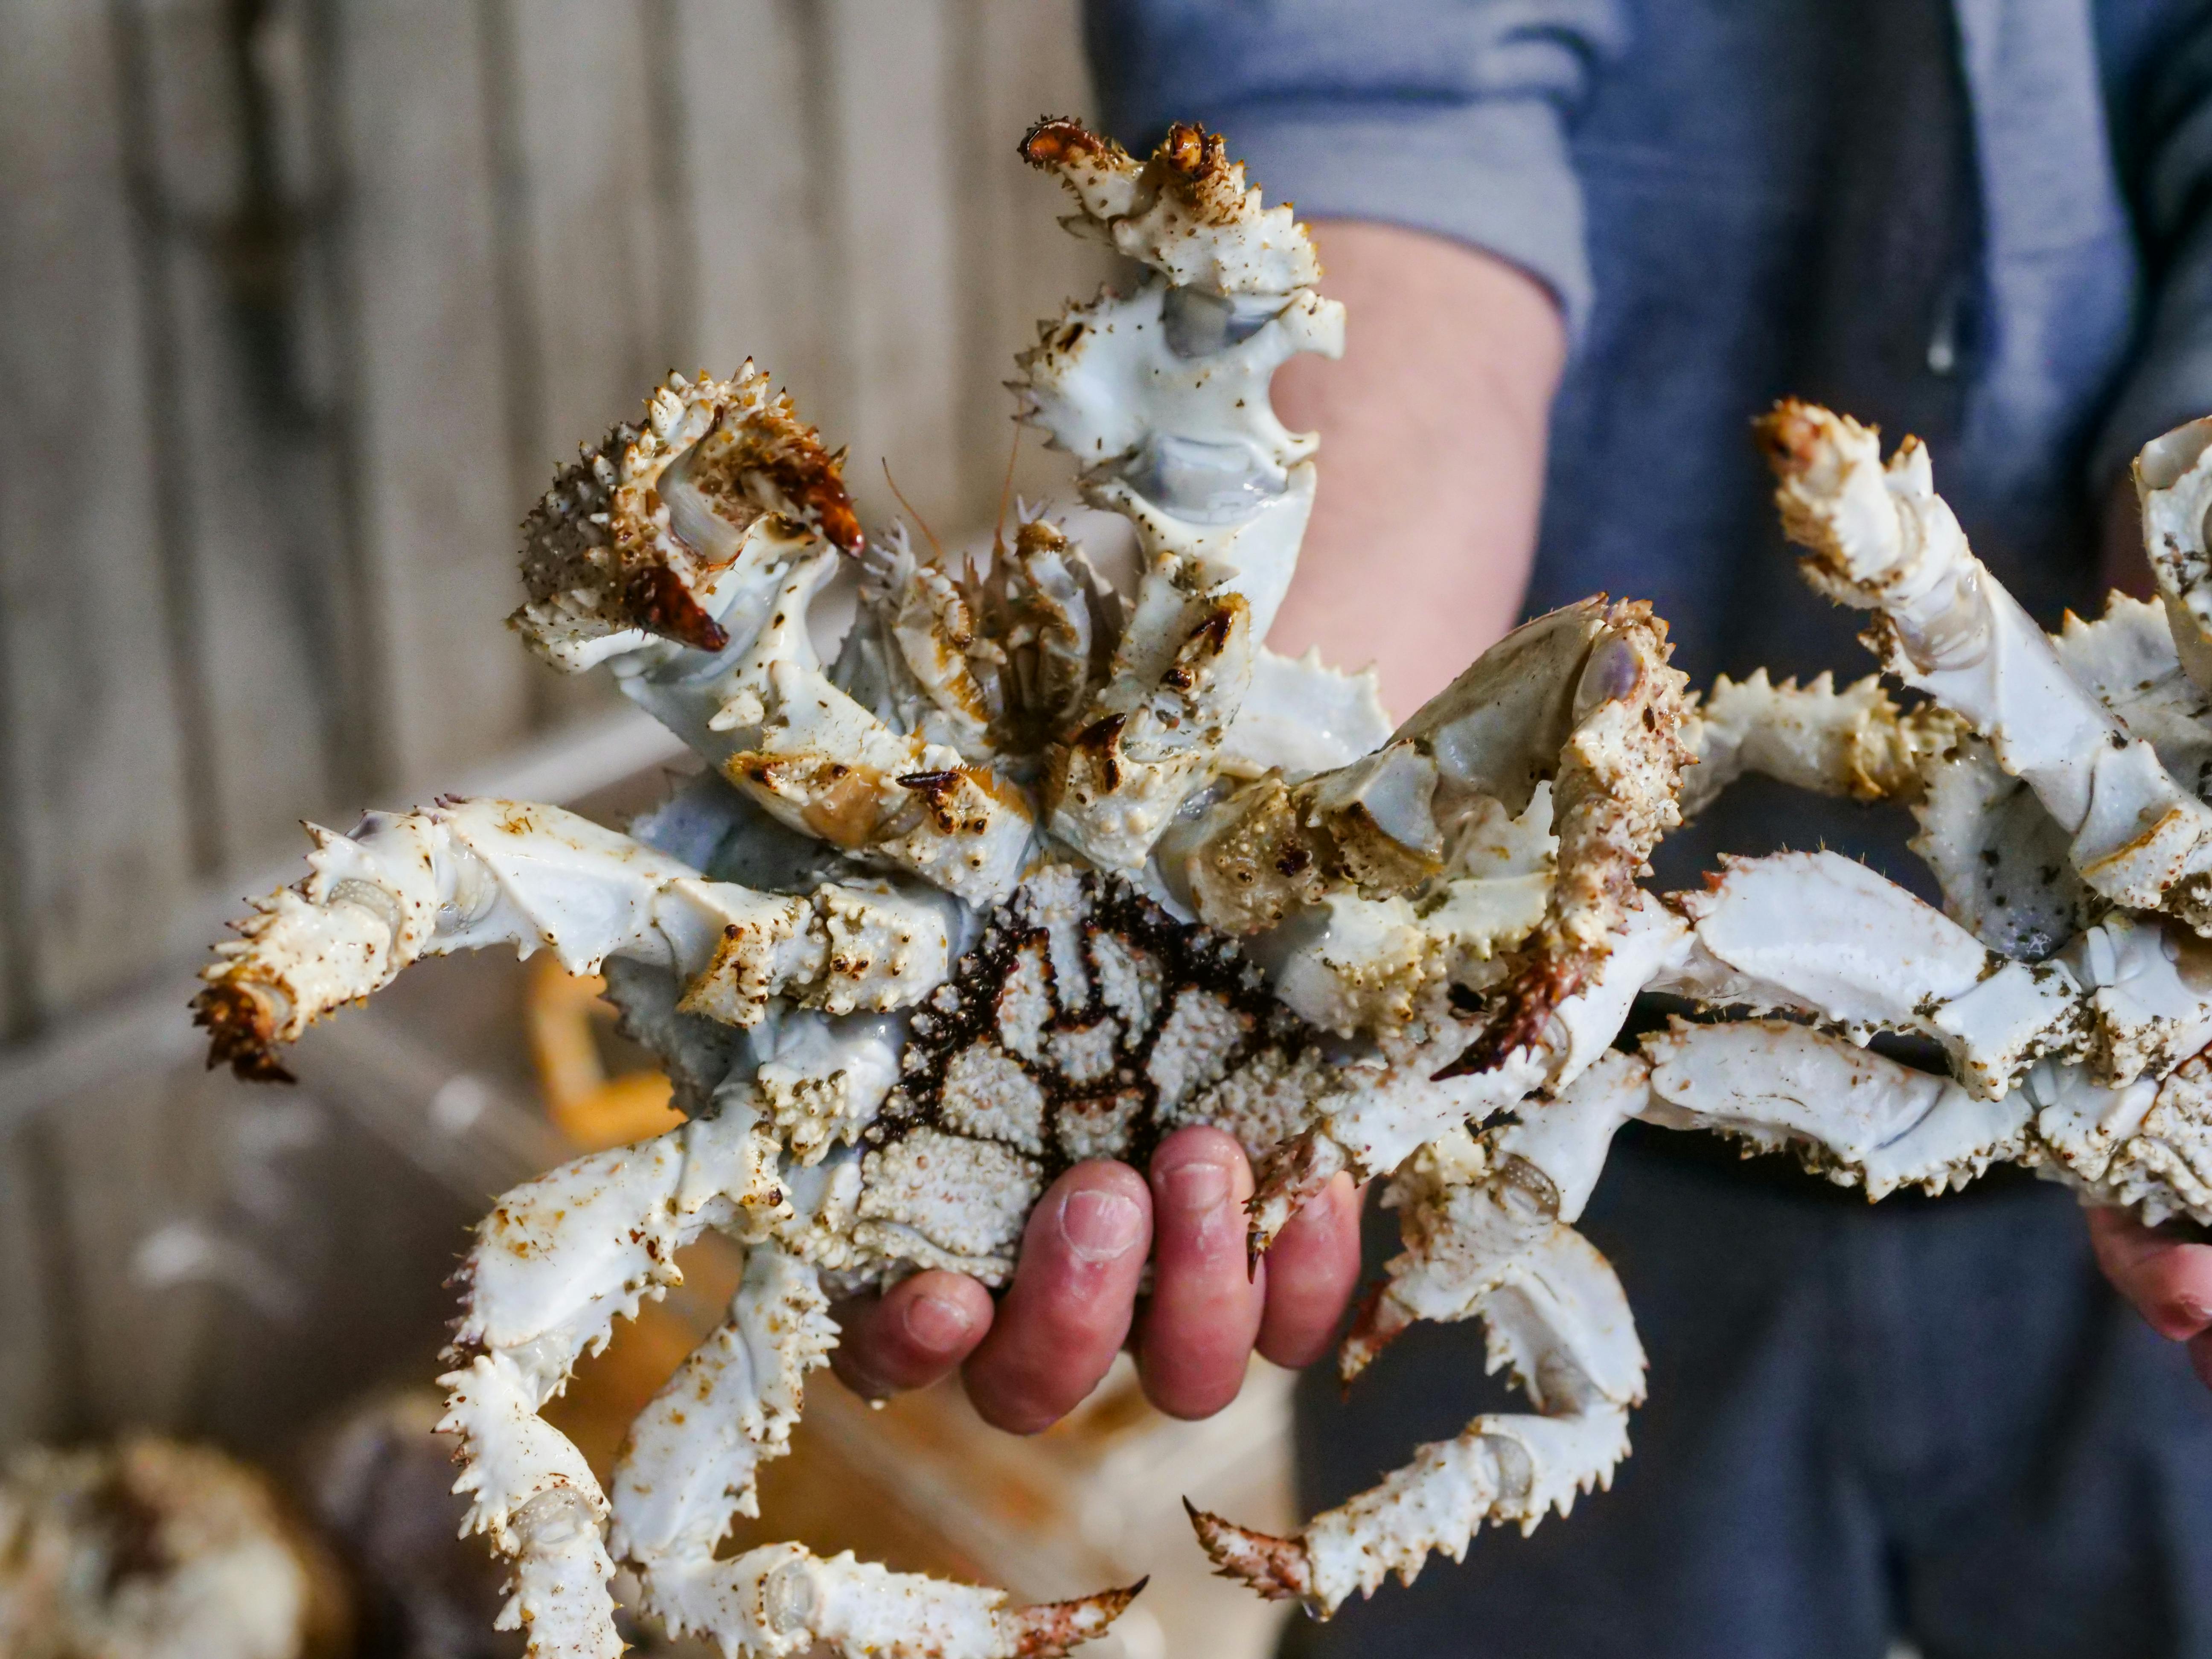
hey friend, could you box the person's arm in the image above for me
[1269,223,1566,713]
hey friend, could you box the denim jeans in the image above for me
[1287,1125,2212,1659]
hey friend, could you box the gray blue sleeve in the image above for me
[2095,12,2212,484]
[1082,0,1627,341]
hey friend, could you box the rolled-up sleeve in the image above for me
[2095,12,2212,484]
[1083,0,1627,339]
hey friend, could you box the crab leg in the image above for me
[1761,401,2212,923]
[1195,1060,1650,1612]
[700,548,1034,905]
[196,798,955,1080]
[1659,849,2086,1096]
[1248,893,1692,1251]
[438,1112,771,1659]
[1204,1016,2057,1617]
[2135,415,2212,692]
[1180,600,1691,1073]
[1680,668,1959,818]
[1016,120,1345,870]
[608,1244,1135,1658]
[1248,837,2102,1249]
[1638,1019,2037,1196]
[516,370,1033,908]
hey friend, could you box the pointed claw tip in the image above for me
[1184,1503,1313,1601]
[1004,1578,1147,1656]
[1336,1281,1402,1391]
[192,981,294,1083]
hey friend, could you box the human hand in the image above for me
[830,1126,1362,1429]
[2087,1205,2212,1388]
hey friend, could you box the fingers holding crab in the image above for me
[961,1160,1153,1434]
[829,1269,996,1399]
[835,1134,1362,1422]
[2087,1207,2212,1388]
[1253,1169,1363,1370]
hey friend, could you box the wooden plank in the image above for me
[662,0,838,427]
[128,0,355,872]
[943,0,1118,534]
[0,0,195,1031]
[818,0,966,536]
[504,0,668,480]
[498,0,664,727]
[39,1057,228,1436]
[0,1126,67,1445]
[330,0,533,790]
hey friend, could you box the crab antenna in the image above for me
[880,458,947,566]
[991,422,1022,559]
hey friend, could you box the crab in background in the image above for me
[195,115,2212,1657]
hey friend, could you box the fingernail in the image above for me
[1059,1188,1144,1262]
[902,1292,975,1353]
[1163,1158,1232,1215]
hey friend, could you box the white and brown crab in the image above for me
[195,116,2212,1656]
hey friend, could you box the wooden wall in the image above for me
[0,0,1112,1042]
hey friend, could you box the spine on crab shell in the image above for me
[1758,400,2212,927]
[1014,118,1347,871]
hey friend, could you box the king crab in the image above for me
[195,116,2212,1655]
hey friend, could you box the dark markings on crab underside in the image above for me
[863,870,1317,1182]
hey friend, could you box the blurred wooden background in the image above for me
[0,0,1113,1043]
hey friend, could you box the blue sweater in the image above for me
[1088,0,2212,870]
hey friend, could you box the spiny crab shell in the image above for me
[195,116,2212,1659]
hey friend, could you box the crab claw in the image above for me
[1184,1499,1315,1602]
[1335,1281,1412,1388]
[192,981,294,1083]
[1431,959,1576,1082]
[1002,1579,1149,1656]
[1246,1126,1348,1265]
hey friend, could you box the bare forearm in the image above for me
[1269,223,1567,716]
